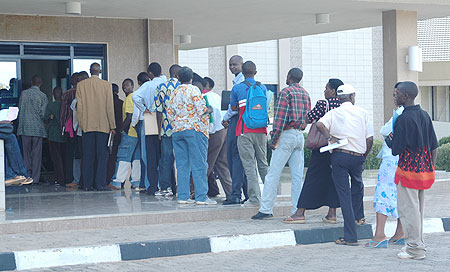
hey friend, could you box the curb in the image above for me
[0,219,448,271]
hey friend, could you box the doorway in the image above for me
[21,59,70,101]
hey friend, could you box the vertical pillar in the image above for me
[174,44,179,64]
[0,140,5,212]
[278,38,291,90]
[147,19,174,77]
[208,46,227,94]
[382,10,418,122]
[225,45,239,90]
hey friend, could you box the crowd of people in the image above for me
[2,55,438,259]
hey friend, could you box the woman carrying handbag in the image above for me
[283,78,343,224]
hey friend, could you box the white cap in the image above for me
[336,84,357,95]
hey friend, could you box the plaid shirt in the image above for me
[270,83,311,145]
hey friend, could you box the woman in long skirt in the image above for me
[284,78,343,224]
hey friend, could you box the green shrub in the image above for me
[364,139,382,170]
[436,143,450,171]
[439,136,450,146]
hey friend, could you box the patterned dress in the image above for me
[373,107,403,218]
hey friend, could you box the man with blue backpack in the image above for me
[230,61,269,206]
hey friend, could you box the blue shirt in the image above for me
[230,78,268,135]
[223,72,245,121]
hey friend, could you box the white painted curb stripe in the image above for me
[15,244,121,271]
[209,230,296,253]
[373,218,445,237]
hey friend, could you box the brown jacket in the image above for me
[76,75,116,133]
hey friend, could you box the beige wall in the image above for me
[419,61,450,86]
[0,15,173,97]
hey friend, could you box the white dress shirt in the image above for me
[205,91,224,134]
[223,72,245,121]
[318,101,374,154]
[131,75,167,126]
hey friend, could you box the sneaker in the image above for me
[196,198,217,205]
[398,251,425,260]
[165,187,174,197]
[178,199,196,204]
[155,190,165,196]
[251,212,273,220]
[222,198,242,205]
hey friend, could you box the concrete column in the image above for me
[278,38,291,90]
[208,46,227,94]
[0,140,5,212]
[225,45,239,90]
[174,45,179,64]
[147,19,174,77]
[382,10,419,122]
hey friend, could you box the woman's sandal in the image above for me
[355,218,367,226]
[282,216,306,224]
[335,237,359,246]
[365,239,389,248]
[388,237,405,245]
[322,216,337,224]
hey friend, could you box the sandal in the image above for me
[355,218,367,226]
[388,237,405,245]
[322,216,337,224]
[282,215,305,224]
[365,239,389,248]
[335,237,359,246]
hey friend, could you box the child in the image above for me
[386,81,438,260]
[45,87,66,186]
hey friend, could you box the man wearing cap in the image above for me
[316,84,373,246]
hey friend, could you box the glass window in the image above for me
[0,61,19,107]
[73,58,103,78]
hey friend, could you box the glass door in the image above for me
[0,59,20,108]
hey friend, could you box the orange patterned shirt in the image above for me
[167,84,209,137]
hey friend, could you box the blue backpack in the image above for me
[242,81,268,129]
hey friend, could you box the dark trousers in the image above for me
[159,136,176,192]
[145,135,161,194]
[331,151,365,243]
[106,133,121,184]
[227,115,248,201]
[207,128,232,198]
[81,132,109,190]
[21,136,43,183]
[63,134,75,184]
[49,141,65,184]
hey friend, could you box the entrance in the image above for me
[21,59,70,99]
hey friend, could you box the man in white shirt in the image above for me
[203,77,232,199]
[132,62,167,195]
[317,84,374,246]
[222,55,249,205]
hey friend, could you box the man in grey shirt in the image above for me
[18,75,48,184]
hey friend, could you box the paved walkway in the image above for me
[26,232,450,272]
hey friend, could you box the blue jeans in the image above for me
[331,151,365,243]
[159,136,175,191]
[227,115,248,202]
[136,121,149,189]
[260,130,304,215]
[173,129,208,202]
[0,132,28,179]
[111,132,141,188]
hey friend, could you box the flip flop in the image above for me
[335,237,359,246]
[365,239,389,248]
[389,237,405,245]
[322,216,337,224]
[282,216,305,224]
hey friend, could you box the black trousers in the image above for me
[145,135,161,194]
[330,151,365,243]
[81,132,109,190]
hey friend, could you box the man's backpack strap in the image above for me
[243,81,252,88]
